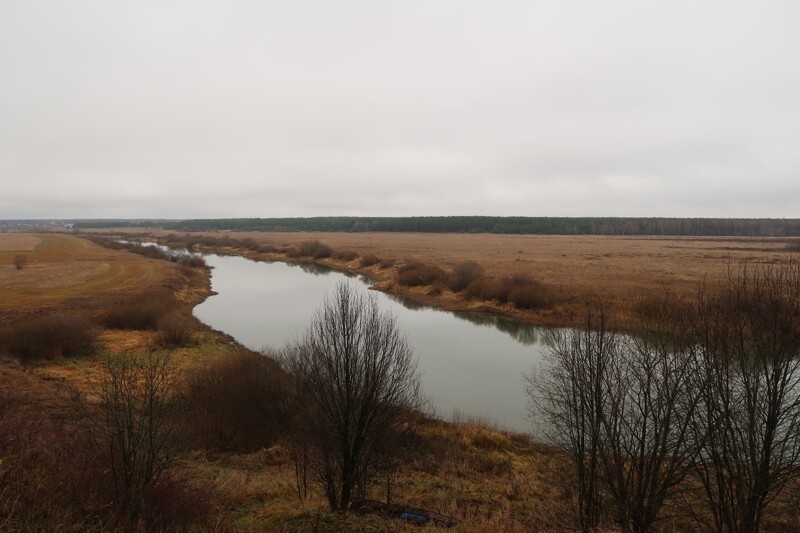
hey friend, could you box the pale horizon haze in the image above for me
[1,1,799,219]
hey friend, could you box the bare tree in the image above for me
[84,352,182,524]
[528,306,614,532]
[689,261,800,532]
[529,297,704,532]
[283,281,421,511]
[11,254,27,270]
[598,296,703,532]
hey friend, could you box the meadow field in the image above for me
[96,228,797,328]
[3,231,800,531]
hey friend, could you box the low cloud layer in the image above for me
[2,1,799,219]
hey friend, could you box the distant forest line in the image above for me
[72,217,800,237]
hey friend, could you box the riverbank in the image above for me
[0,232,582,531]
[76,228,796,330]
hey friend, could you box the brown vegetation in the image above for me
[11,254,27,270]
[183,350,292,452]
[103,289,178,330]
[0,314,99,360]
[86,228,798,329]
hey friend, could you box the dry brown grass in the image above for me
[0,234,40,251]
[0,261,109,289]
[98,228,794,328]
[0,234,189,325]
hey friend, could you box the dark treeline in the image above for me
[75,216,800,236]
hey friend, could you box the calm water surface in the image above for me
[193,253,552,432]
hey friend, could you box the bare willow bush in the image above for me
[0,314,99,361]
[83,352,183,524]
[12,254,27,270]
[529,259,800,532]
[396,261,447,287]
[283,282,422,511]
[154,312,195,347]
[688,261,800,532]
[183,350,292,452]
[447,261,484,292]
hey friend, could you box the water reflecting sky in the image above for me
[194,254,550,431]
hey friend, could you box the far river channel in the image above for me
[186,250,554,433]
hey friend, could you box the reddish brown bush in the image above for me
[287,240,333,259]
[360,254,381,267]
[183,350,292,452]
[0,315,99,361]
[466,274,560,309]
[466,277,505,302]
[155,313,195,347]
[448,261,485,292]
[334,250,358,261]
[507,281,557,309]
[396,261,447,287]
[139,473,211,530]
[12,254,28,270]
[379,257,397,269]
[103,290,177,330]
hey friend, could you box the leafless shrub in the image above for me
[103,289,177,330]
[379,257,396,269]
[467,274,561,309]
[183,350,292,452]
[154,312,195,348]
[0,314,99,361]
[83,352,182,524]
[0,404,111,530]
[447,261,485,292]
[283,282,422,511]
[288,240,332,259]
[360,254,381,267]
[333,250,358,261]
[176,254,207,268]
[688,260,800,532]
[396,261,447,287]
[12,254,27,270]
[528,307,613,531]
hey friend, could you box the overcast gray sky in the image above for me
[2,1,799,219]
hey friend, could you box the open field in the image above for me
[90,228,797,327]
[3,230,800,530]
[0,233,584,531]
[0,233,188,324]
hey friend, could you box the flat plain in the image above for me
[0,233,183,323]
[103,228,797,326]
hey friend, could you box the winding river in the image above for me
[188,251,553,432]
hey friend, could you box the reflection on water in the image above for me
[454,312,541,346]
[192,253,553,432]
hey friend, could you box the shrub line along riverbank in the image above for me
[84,231,588,330]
